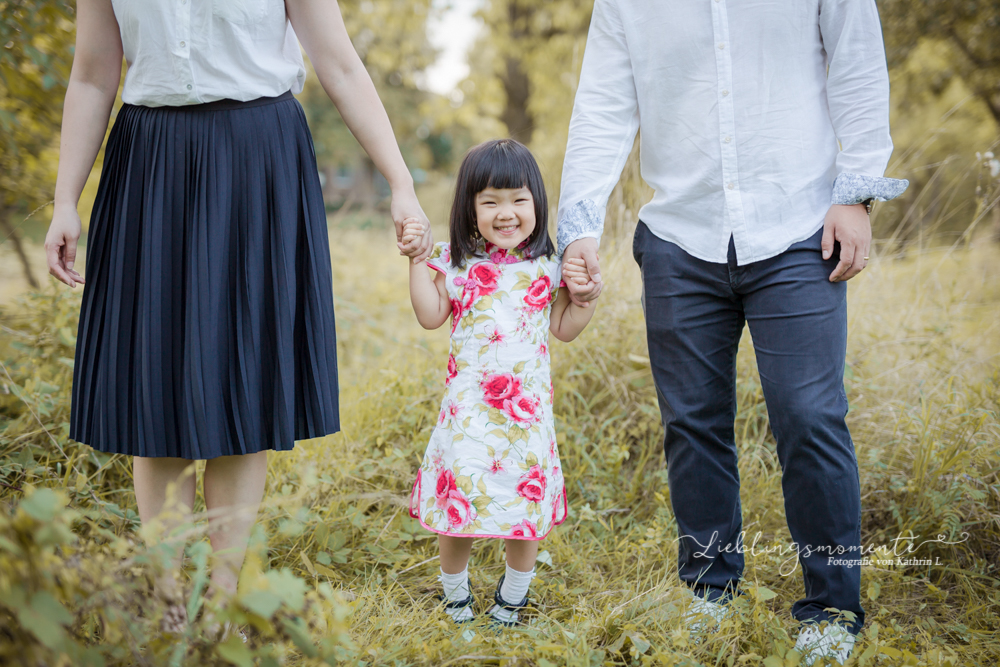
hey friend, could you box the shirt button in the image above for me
[718,43,726,50]
[724,136,732,143]
[180,41,186,47]
[727,182,735,190]
[186,84,192,90]
[722,89,730,96]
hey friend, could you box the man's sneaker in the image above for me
[794,623,857,665]
[680,590,734,641]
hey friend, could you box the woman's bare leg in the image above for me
[203,451,268,596]
[133,457,198,623]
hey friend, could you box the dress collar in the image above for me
[478,238,529,264]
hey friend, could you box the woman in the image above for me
[44,0,431,628]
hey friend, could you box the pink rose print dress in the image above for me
[408,240,568,540]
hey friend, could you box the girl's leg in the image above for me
[492,538,539,624]
[504,539,538,572]
[203,451,268,596]
[438,535,475,622]
[439,535,474,574]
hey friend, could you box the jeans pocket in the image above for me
[632,221,646,267]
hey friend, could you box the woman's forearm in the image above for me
[53,80,120,210]
[314,63,413,192]
[286,0,413,192]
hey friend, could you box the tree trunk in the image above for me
[0,209,40,290]
[499,1,534,144]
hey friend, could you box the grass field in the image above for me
[1,216,998,665]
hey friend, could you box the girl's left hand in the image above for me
[391,189,433,262]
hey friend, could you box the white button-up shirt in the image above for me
[112,0,305,107]
[555,0,907,264]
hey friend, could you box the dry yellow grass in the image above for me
[1,218,997,665]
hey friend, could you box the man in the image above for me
[556,1,907,663]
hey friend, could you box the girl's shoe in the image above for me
[438,578,476,624]
[488,574,530,628]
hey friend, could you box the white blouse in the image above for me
[556,0,907,265]
[111,0,306,107]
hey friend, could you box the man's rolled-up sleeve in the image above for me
[556,0,640,255]
[821,0,908,205]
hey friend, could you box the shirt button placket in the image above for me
[177,0,194,100]
[711,0,747,259]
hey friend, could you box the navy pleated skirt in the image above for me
[70,91,340,459]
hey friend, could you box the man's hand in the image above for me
[822,204,871,282]
[562,237,602,307]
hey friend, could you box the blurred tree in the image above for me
[875,1,1000,243]
[880,0,1000,125]
[444,0,593,190]
[298,0,438,211]
[0,0,75,289]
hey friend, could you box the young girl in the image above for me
[403,139,599,626]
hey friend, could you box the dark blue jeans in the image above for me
[633,221,864,633]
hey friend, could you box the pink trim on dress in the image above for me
[408,469,569,542]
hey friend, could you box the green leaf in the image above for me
[20,488,65,522]
[240,591,283,619]
[474,294,494,311]
[264,569,307,611]
[487,408,507,425]
[216,634,254,667]
[477,476,489,494]
[512,360,526,374]
[487,428,506,440]
[754,585,777,601]
[626,632,650,654]
[280,616,319,657]
[472,495,491,511]
[508,425,525,443]
[17,591,72,649]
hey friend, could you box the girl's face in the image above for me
[475,187,536,249]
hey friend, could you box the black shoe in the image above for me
[488,573,530,628]
[437,578,475,624]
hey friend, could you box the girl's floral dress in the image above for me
[409,240,567,540]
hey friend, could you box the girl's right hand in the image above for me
[44,204,85,288]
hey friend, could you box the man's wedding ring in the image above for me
[863,256,869,260]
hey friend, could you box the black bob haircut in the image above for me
[449,138,555,267]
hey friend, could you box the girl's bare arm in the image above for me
[549,288,596,342]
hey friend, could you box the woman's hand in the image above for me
[391,189,433,262]
[44,204,86,288]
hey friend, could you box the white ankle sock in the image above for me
[440,567,474,622]
[491,564,534,624]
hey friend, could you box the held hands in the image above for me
[391,189,433,262]
[562,237,603,307]
[400,218,430,264]
[822,203,871,282]
[44,204,86,288]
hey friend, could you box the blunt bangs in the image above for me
[449,139,555,267]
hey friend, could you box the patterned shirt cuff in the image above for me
[557,199,604,256]
[831,173,910,206]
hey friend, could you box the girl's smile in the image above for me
[476,187,536,249]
